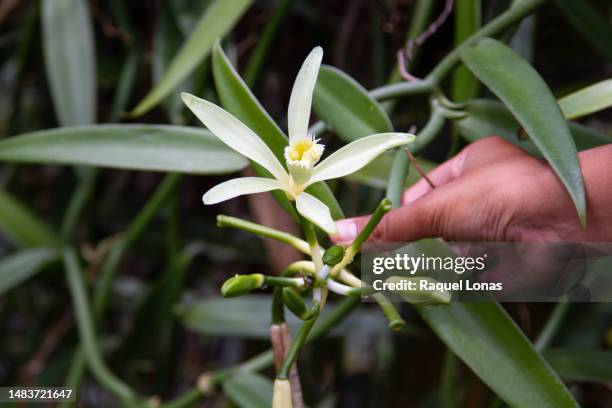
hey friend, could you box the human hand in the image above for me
[331,136,612,244]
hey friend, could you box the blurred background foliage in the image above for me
[0,0,611,407]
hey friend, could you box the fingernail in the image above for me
[333,220,358,242]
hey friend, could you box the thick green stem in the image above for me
[309,0,546,138]
[329,198,392,279]
[349,198,392,254]
[300,217,323,271]
[409,101,447,154]
[273,261,310,324]
[217,214,309,254]
[264,275,305,287]
[386,149,410,209]
[160,297,359,408]
[426,0,547,84]
[278,316,318,379]
[370,0,548,101]
[94,173,181,316]
[534,302,570,351]
[63,173,181,400]
[63,248,139,404]
[60,168,96,242]
[272,287,285,324]
[372,293,406,331]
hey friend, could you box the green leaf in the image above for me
[386,276,451,304]
[212,42,288,162]
[454,99,611,153]
[452,0,481,102]
[152,3,194,119]
[418,302,578,407]
[0,191,58,247]
[460,38,586,224]
[509,15,536,62]
[556,0,612,60]
[211,43,344,219]
[543,348,612,383]
[406,239,577,407]
[0,125,247,174]
[558,79,612,120]
[312,65,392,142]
[41,0,96,126]
[222,372,273,408]
[131,0,252,116]
[178,296,388,339]
[0,248,58,295]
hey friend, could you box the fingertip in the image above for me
[331,219,358,243]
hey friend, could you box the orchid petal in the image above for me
[288,47,323,142]
[295,192,337,235]
[308,133,415,185]
[182,93,288,183]
[203,177,281,205]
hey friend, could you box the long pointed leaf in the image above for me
[454,99,611,153]
[543,348,612,383]
[410,240,577,407]
[460,38,586,225]
[0,191,58,247]
[556,0,612,60]
[558,79,612,120]
[41,0,96,126]
[312,65,392,142]
[132,0,252,116]
[418,302,578,407]
[0,125,247,174]
[0,248,58,295]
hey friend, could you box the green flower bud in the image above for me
[282,287,309,320]
[323,245,345,266]
[220,274,264,298]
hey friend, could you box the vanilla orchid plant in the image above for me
[182,47,414,235]
[182,47,414,408]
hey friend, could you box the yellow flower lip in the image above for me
[289,138,315,160]
[284,135,325,186]
[285,136,324,166]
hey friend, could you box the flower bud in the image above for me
[220,274,264,298]
[272,379,293,408]
[282,287,309,320]
[323,245,345,266]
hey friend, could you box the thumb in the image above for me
[331,196,442,243]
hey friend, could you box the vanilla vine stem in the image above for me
[159,296,360,408]
[217,214,310,254]
[62,173,181,402]
[329,198,392,280]
[277,315,318,380]
[63,248,141,405]
[308,0,549,136]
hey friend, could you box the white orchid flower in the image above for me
[181,47,415,235]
